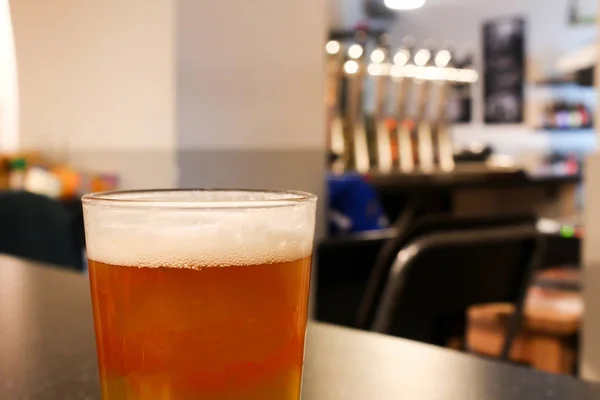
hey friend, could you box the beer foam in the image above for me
[83,192,317,269]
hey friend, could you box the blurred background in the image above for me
[2,0,600,383]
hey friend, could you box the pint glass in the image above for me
[82,189,317,400]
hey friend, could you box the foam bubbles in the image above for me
[83,191,317,269]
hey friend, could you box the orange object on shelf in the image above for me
[52,165,81,199]
[90,174,119,193]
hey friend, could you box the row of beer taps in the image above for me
[326,34,478,174]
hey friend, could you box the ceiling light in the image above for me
[326,40,341,55]
[393,49,410,66]
[384,0,426,10]
[344,60,359,75]
[414,49,431,66]
[434,50,452,67]
[348,44,364,59]
[368,63,382,76]
[370,49,386,63]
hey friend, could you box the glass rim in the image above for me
[82,188,317,210]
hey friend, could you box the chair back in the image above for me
[0,191,83,270]
[316,229,395,325]
[370,224,543,356]
[356,213,536,329]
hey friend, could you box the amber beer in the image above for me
[83,190,317,400]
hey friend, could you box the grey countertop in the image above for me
[1,254,599,399]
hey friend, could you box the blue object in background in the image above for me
[327,173,389,236]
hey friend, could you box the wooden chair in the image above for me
[468,273,582,374]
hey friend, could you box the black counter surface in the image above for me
[1,255,599,399]
[368,168,580,190]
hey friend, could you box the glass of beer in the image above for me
[82,189,317,400]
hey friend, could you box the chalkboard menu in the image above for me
[482,17,526,124]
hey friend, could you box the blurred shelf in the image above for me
[533,78,577,86]
[329,28,387,41]
[532,70,594,88]
[529,81,594,90]
[536,127,594,133]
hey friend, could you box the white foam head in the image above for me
[83,190,317,268]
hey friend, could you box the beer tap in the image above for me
[391,39,416,173]
[324,31,480,175]
[433,48,456,172]
[345,32,370,173]
[370,35,393,173]
[414,42,436,173]
[325,40,346,172]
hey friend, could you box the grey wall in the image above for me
[178,150,324,192]
[68,150,176,190]
[175,0,328,235]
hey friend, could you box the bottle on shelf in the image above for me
[541,101,592,130]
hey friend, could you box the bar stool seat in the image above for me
[467,289,581,375]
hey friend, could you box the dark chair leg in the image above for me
[500,302,524,360]
[500,236,546,360]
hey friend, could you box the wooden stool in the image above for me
[467,287,582,375]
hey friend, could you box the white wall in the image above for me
[0,0,19,152]
[10,0,177,188]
